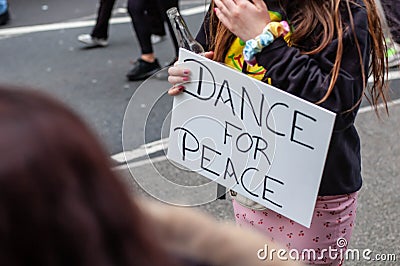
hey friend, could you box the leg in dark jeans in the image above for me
[91,0,117,39]
[128,0,179,56]
[148,0,166,37]
[127,0,161,81]
[156,0,179,58]
[127,0,154,54]
[126,0,179,80]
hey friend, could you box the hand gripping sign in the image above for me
[168,49,336,227]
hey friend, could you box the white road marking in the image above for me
[113,155,168,171]
[111,138,169,163]
[0,5,210,37]
[368,69,400,82]
[358,98,400,114]
[387,69,400,80]
[180,5,210,16]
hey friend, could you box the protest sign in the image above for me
[167,48,336,227]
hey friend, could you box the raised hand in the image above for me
[214,0,271,41]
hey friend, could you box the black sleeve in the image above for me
[255,5,370,118]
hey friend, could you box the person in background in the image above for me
[126,0,180,81]
[0,0,9,26]
[0,84,302,266]
[78,0,166,48]
[146,0,168,44]
[379,0,400,68]
[168,0,388,264]
[78,0,116,47]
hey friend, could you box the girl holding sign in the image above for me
[168,0,388,264]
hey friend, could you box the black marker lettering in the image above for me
[223,157,239,184]
[241,167,259,197]
[252,135,271,165]
[236,132,253,153]
[183,59,216,100]
[290,110,316,150]
[241,87,264,127]
[197,66,203,95]
[214,80,235,116]
[224,121,242,145]
[174,127,199,161]
[262,175,284,208]
[266,102,289,136]
[201,144,222,176]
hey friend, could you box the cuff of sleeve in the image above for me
[255,37,287,64]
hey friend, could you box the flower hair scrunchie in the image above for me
[243,21,289,66]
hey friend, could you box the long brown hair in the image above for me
[208,0,388,114]
[0,85,180,266]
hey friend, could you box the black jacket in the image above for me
[196,0,370,195]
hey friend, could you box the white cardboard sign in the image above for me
[167,49,336,227]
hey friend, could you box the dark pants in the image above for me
[91,0,116,39]
[380,0,400,44]
[147,0,167,36]
[91,0,166,40]
[127,0,179,57]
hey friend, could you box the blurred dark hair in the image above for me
[0,84,179,266]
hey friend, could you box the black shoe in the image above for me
[126,58,161,81]
[0,9,10,26]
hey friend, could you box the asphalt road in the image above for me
[0,1,399,265]
[0,0,208,154]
